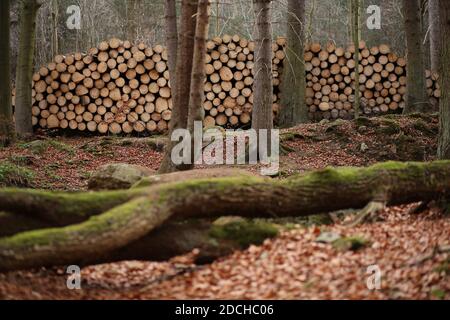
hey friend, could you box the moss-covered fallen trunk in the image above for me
[0,161,450,271]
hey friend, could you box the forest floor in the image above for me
[0,113,449,299]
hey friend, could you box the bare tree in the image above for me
[429,0,440,73]
[279,0,308,127]
[126,0,139,42]
[165,0,178,86]
[437,0,450,159]
[187,0,210,130]
[15,0,42,136]
[50,0,58,57]
[251,0,273,134]
[159,0,198,173]
[0,0,15,146]
[402,0,428,114]
[350,0,361,118]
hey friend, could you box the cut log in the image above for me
[0,161,449,271]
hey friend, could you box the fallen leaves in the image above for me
[0,115,447,300]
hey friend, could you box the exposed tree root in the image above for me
[346,200,387,227]
[1,161,450,271]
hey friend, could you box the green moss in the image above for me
[0,188,145,220]
[306,214,333,226]
[8,155,35,166]
[131,177,153,189]
[0,161,35,187]
[412,119,436,136]
[377,118,401,135]
[280,132,303,142]
[407,112,437,122]
[434,259,450,275]
[119,140,134,146]
[0,196,154,248]
[431,289,446,300]
[277,214,333,228]
[209,217,279,248]
[161,176,266,197]
[354,116,374,127]
[21,140,75,155]
[146,139,165,152]
[325,119,347,133]
[332,235,370,251]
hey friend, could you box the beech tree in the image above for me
[402,0,428,114]
[0,0,15,146]
[429,0,440,73]
[15,0,42,136]
[164,0,178,91]
[350,0,361,119]
[437,0,450,159]
[159,0,198,174]
[187,0,210,131]
[279,0,307,127]
[251,0,273,134]
[126,0,139,43]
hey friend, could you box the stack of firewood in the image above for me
[426,69,440,109]
[29,38,172,134]
[202,35,285,128]
[18,37,439,134]
[305,41,440,120]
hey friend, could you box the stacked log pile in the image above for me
[18,37,439,134]
[306,41,440,121]
[202,35,285,128]
[426,69,440,109]
[29,39,172,134]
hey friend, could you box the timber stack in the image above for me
[305,40,440,121]
[16,37,439,134]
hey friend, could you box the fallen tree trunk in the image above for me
[0,161,450,271]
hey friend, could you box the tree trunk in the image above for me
[1,161,450,271]
[164,0,178,93]
[351,0,361,119]
[126,0,139,42]
[251,0,273,133]
[187,0,210,132]
[429,0,441,73]
[51,0,58,57]
[438,0,450,159]
[14,0,41,137]
[279,0,308,127]
[402,0,428,114]
[159,0,198,174]
[0,0,15,146]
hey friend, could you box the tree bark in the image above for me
[1,160,450,271]
[402,0,428,114]
[0,0,15,146]
[279,0,308,127]
[351,0,361,119]
[437,0,450,159]
[164,0,178,93]
[159,0,198,174]
[14,0,41,137]
[429,0,441,73]
[187,0,210,132]
[126,0,139,42]
[251,0,273,133]
[51,0,58,57]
